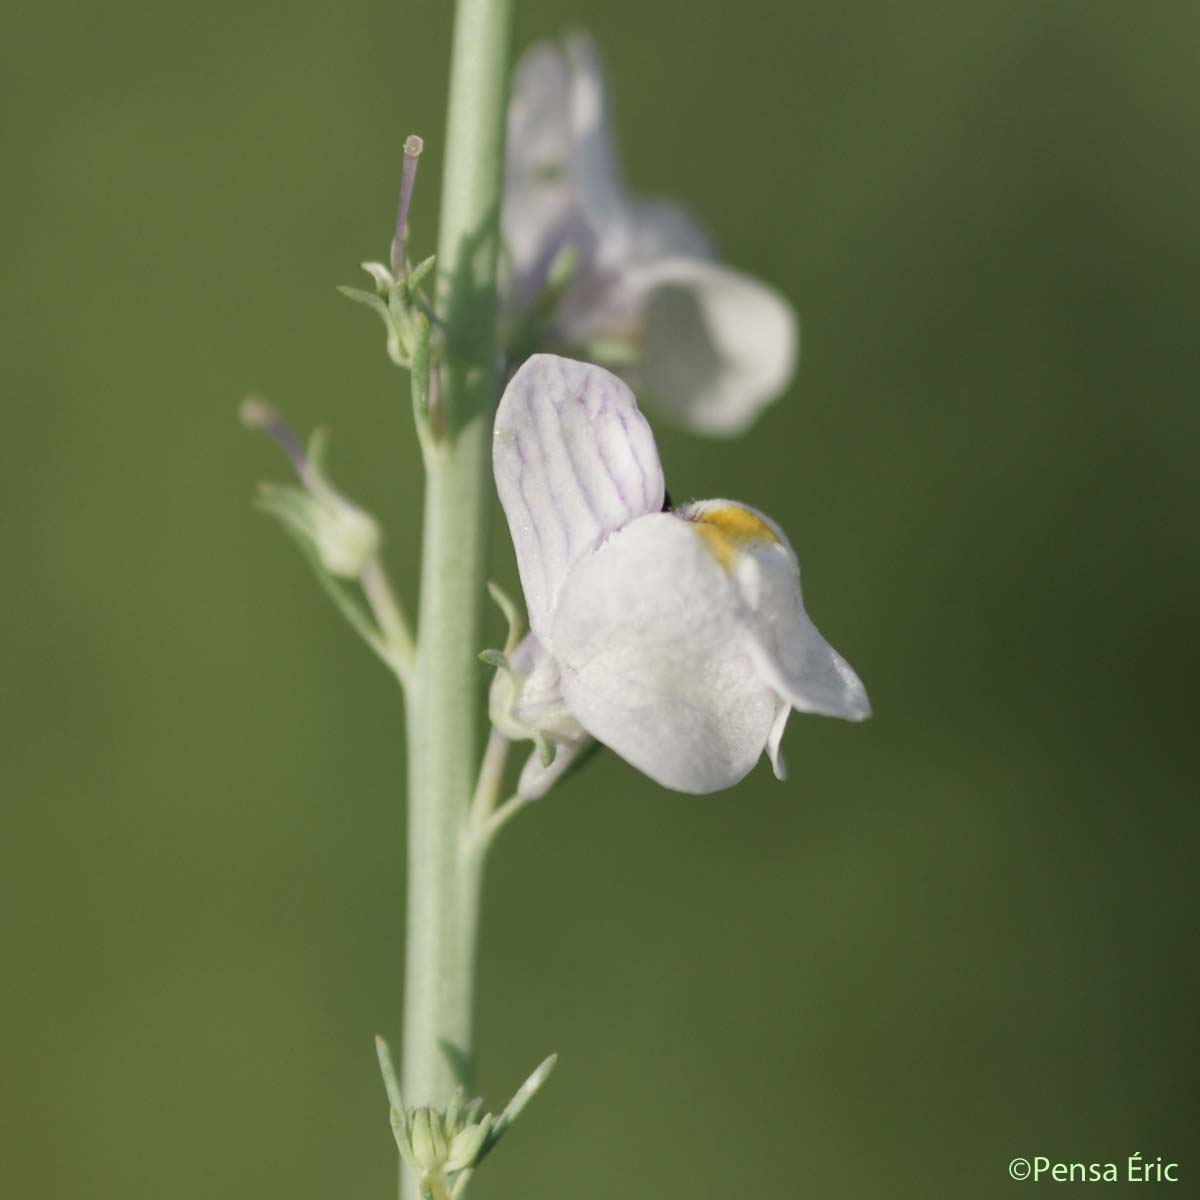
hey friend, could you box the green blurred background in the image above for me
[4,0,1198,1195]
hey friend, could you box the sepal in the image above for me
[481,583,560,769]
[484,644,559,774]
[361,260,396,292]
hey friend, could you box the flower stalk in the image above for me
[400,1,514,1198]
[246,12,861,1196]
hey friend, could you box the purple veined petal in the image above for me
[494,355,665,641]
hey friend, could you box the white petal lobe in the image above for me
[634,260,798,435]
[676,499,870,723]
[732,543,870,722]
[550,513,777,794]
[748,620,872,723]
[495,356,665,640]
[766,701,790,781]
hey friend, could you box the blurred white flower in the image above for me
[503,34,798,436]
[492,355,868,797]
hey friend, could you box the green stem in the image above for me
[401,0,513,1197]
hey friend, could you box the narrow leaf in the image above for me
[477,1054,558,1162]
[376,1035,405,1113]
[361,261,396,292]
[337,285,390,316]
[407,254,437,292]
[390,1106,416,1166]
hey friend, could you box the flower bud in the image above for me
[246,403,383,580]
[312,494,380,578]
[407,1107,446,1173]
[445,1115,493,1173]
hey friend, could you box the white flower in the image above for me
[492,354,869,797]
[502,33,798,436]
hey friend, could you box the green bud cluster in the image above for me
[391,1087,494,1199]
[339,255,436,370]
[376,1037,557,1200]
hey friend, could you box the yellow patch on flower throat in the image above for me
[692,505,779,571]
